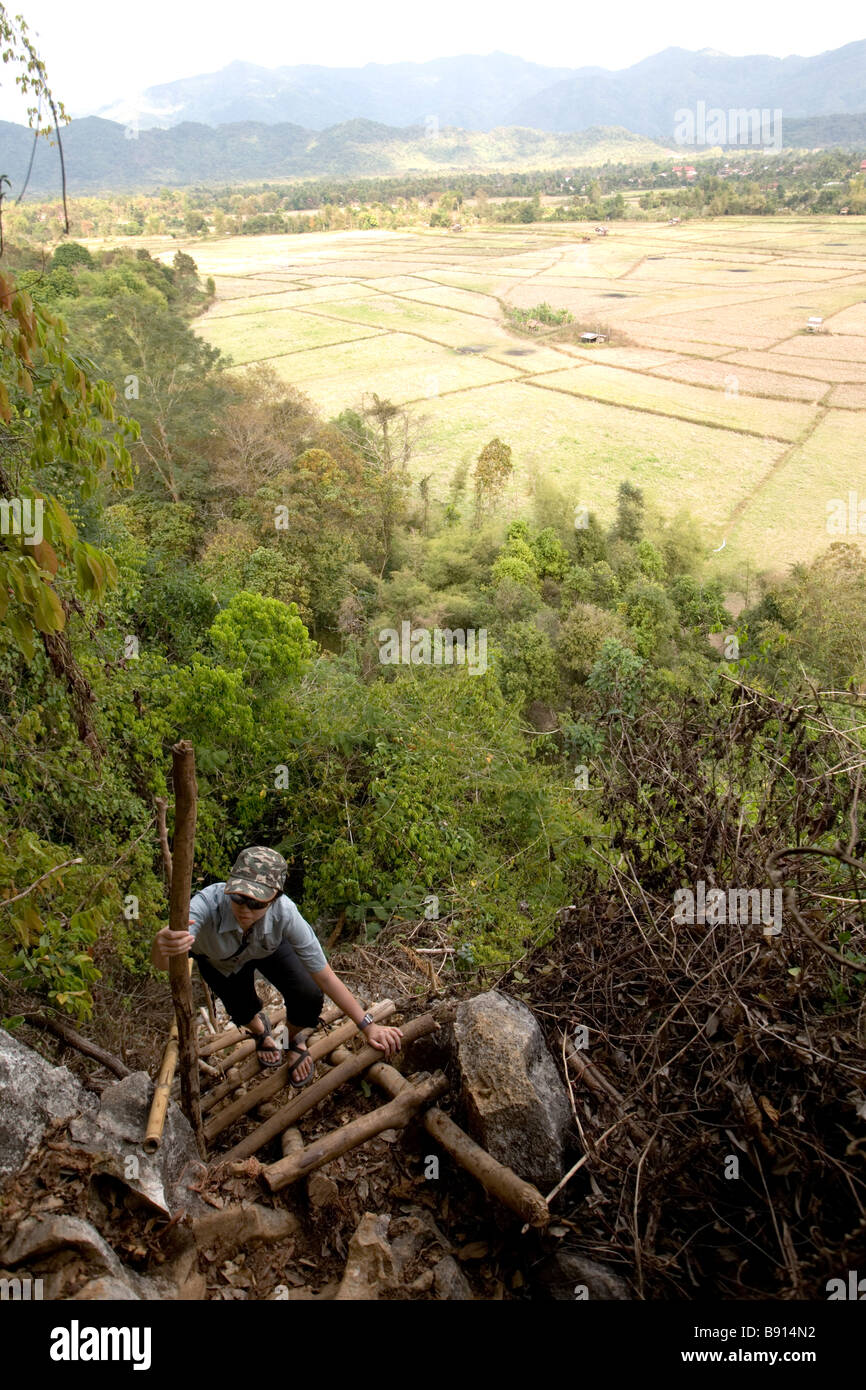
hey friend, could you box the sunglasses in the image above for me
[227,893,275,911]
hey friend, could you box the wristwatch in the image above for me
[358,1012,374,1030]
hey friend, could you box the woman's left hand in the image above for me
[364,1023,403,1056]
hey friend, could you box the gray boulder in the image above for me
[433,1255,475,1300]
[0,1028,96,1184]
[453,991,572,1190]
[534,1250,631,1300]
[68,1070,206,1217]
[1,1213,201,1301]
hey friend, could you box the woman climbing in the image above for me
[151,845,403,1086]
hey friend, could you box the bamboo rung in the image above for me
[366,1061,550,1228]
[200,1003,376,1114]
[262,1072,449,1192]
[218,1010,439,1163]
[204,1001,396,1143]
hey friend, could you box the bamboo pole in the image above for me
[262,1072,449,1192]
[218,1010,438,1162]
[204,1001,396,1143]
[167,740,205,1158]
[143,1021,179,1154]
[366,1062,550,1228]
[281,1126,304,1159]
[144,957,194,1152]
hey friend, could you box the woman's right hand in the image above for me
[155,925,195,956]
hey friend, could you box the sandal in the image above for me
[285,1039,315,1089]
[252,1011,282,1069]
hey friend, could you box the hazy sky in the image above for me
[0,0,862,121]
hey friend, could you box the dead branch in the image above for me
[21,1012,129,1078]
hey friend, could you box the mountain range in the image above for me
[0,118,675,194]
[1,43,864,196]
[89,43,866,139]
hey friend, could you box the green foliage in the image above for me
[558,603,630,684]
[670,575,727,630]
[618,581,678,660]
[508,302,574,328]
[473,437,513,520]
[51,242,94,271]
[494,622,559,708]
[132,559,218,664]
[491,551,540,591]
[613,480,645,544]
[209,591,315,692]
[740,543,866,691]
[532,526,569,580]
[586,639,646,717]
[0,264,137,669]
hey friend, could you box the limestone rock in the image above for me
[433,1254,475,1300]
[1,1213,157,1299]
[453,991,571,1189]
[0,1028,96,1184]
[389,1205,451,1277]
[334,1212,395,1301]
[67,1070,206,1217]
[3,1213,125,1276]
[72,1276,143,1301]
[534,1250,631,1300]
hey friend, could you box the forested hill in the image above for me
[2,235,866,1300]
[0,117,672,194]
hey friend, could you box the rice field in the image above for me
[143,216,866,575]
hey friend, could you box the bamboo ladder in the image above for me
[144,744,550,1227]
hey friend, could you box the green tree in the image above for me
[613,480,645,544]
[51,242,94,271]
[209,590,315,694]
[473,437,513,522]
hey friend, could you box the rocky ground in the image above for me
[0,949,625,1301]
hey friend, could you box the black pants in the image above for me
[195,940,324,1030]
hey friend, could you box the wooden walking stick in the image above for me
[167,739,206,1158]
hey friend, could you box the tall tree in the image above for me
[473,437,513,523]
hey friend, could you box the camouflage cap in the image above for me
[225,846,287,901]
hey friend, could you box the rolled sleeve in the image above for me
[279,897,328,974]
[187,884,220,950]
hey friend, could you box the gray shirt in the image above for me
[187,882,328,977]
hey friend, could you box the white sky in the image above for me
[0,0,863,122]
